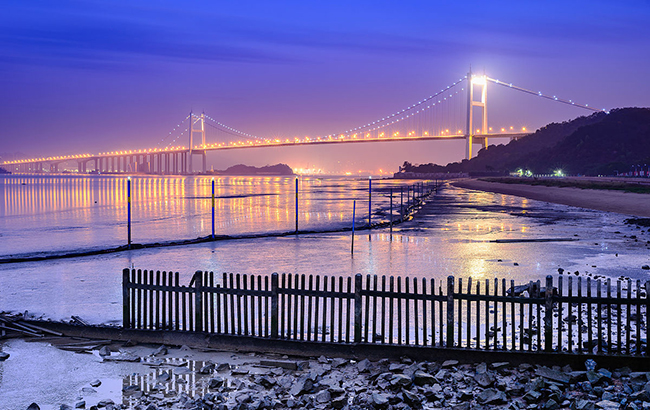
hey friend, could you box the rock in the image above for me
[315,390,331,403]
[156,372,170,382]
[413,370,436,386]
[357,358,372,373]
[441,360,458,368]
[81,387,96,394]
[642,265,650,270]
[0,351,9,361]
[491,362,510,369]
[208,377,224,389]
[477,388,507,405]
[74,401,85,408]
[102,352,139,362]
[96,399,114,407]
[390,374,412,387]
[260,360,298,370]
[595,400,621,410]
[289,376,314,396]
[231,368,250,375]
[475,371,496,387]
[372,392,390,407]
[587,370,604,385]
[575,399,595,410]
[27,404,40,410]
[89,380,101,388]
[122,385,141,396]
[535,367,571,384]
[543,399,559,410]
[198,362,215,374]
[259,375,276,389]
[97,346,111,357]
[60,405,72,410]
[524,390,542,402]
[452,403,470,410]
[331,358,347,368]
[151,345,167,356]
[331,395,347,409]
[402,388,421,406]
[216,363,231,372]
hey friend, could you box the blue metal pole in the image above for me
[127,177,131,249]
[211,178,215,239]
[295,177,299,233]
[368,176,372,228]
[351,200,356,255]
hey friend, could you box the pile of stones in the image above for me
[29,354,650,410]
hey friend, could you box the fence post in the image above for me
[271,273,279,338]
[646,281,650,356]
[354,274,362,343]
[122,268,131,329]
[194,271,203,332]
[446,276,455,347]
[544,275,554,352]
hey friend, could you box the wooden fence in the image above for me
[123,270,650,356]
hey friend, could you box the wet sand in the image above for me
[453,179,650,218]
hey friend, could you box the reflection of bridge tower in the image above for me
[465,71,488,159]
[189,112,207,174]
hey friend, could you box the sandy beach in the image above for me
[453,179,650,218]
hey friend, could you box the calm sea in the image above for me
[1,174,647,324]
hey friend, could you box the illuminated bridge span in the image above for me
[3,71,607,174]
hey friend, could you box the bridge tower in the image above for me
[188,112,207,173]
[465,70,488,159]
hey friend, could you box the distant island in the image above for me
[396,107,650,177]
[0,167,11,175]
[206,163,295,176]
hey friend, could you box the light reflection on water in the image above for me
[1,176,648,324]
[0,175,403,258]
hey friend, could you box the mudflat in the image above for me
[453,178,650,218]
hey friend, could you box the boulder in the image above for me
[476,388,507,405]
[413,370,436,386]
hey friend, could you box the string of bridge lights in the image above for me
[348,86,466,137]
[202,113,261,141]
[156,114,190,148]
[326,77,466,138]
[488,78,608,113]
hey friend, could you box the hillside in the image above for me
[400,107,650,176]
[212,163,295,176]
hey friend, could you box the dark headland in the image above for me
[398,107,650,177]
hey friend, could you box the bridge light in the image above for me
[501,128,505,132]
[522,127,527,131]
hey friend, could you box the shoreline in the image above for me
[453,179,650,218]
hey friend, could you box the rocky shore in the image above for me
[17,342,650,410]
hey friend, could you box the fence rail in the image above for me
[123,270,650,356]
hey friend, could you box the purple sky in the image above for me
[1,0,648,173]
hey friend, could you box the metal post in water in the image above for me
[127,176,132,249]
[351,200,356,255]
[368,176,372,228]
[295,176,299,233]
[389,188,393,239]
[211,177,215,239]
[400,186,404,221]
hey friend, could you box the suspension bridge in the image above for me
[2,71,606,174]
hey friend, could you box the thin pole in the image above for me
[400,186,404,221]
[368,176,372,228]
[127,177,131,249]
[295,177,299,233]
[351,200,356,255]
[390,188,393,239]
[211,178,215,239]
